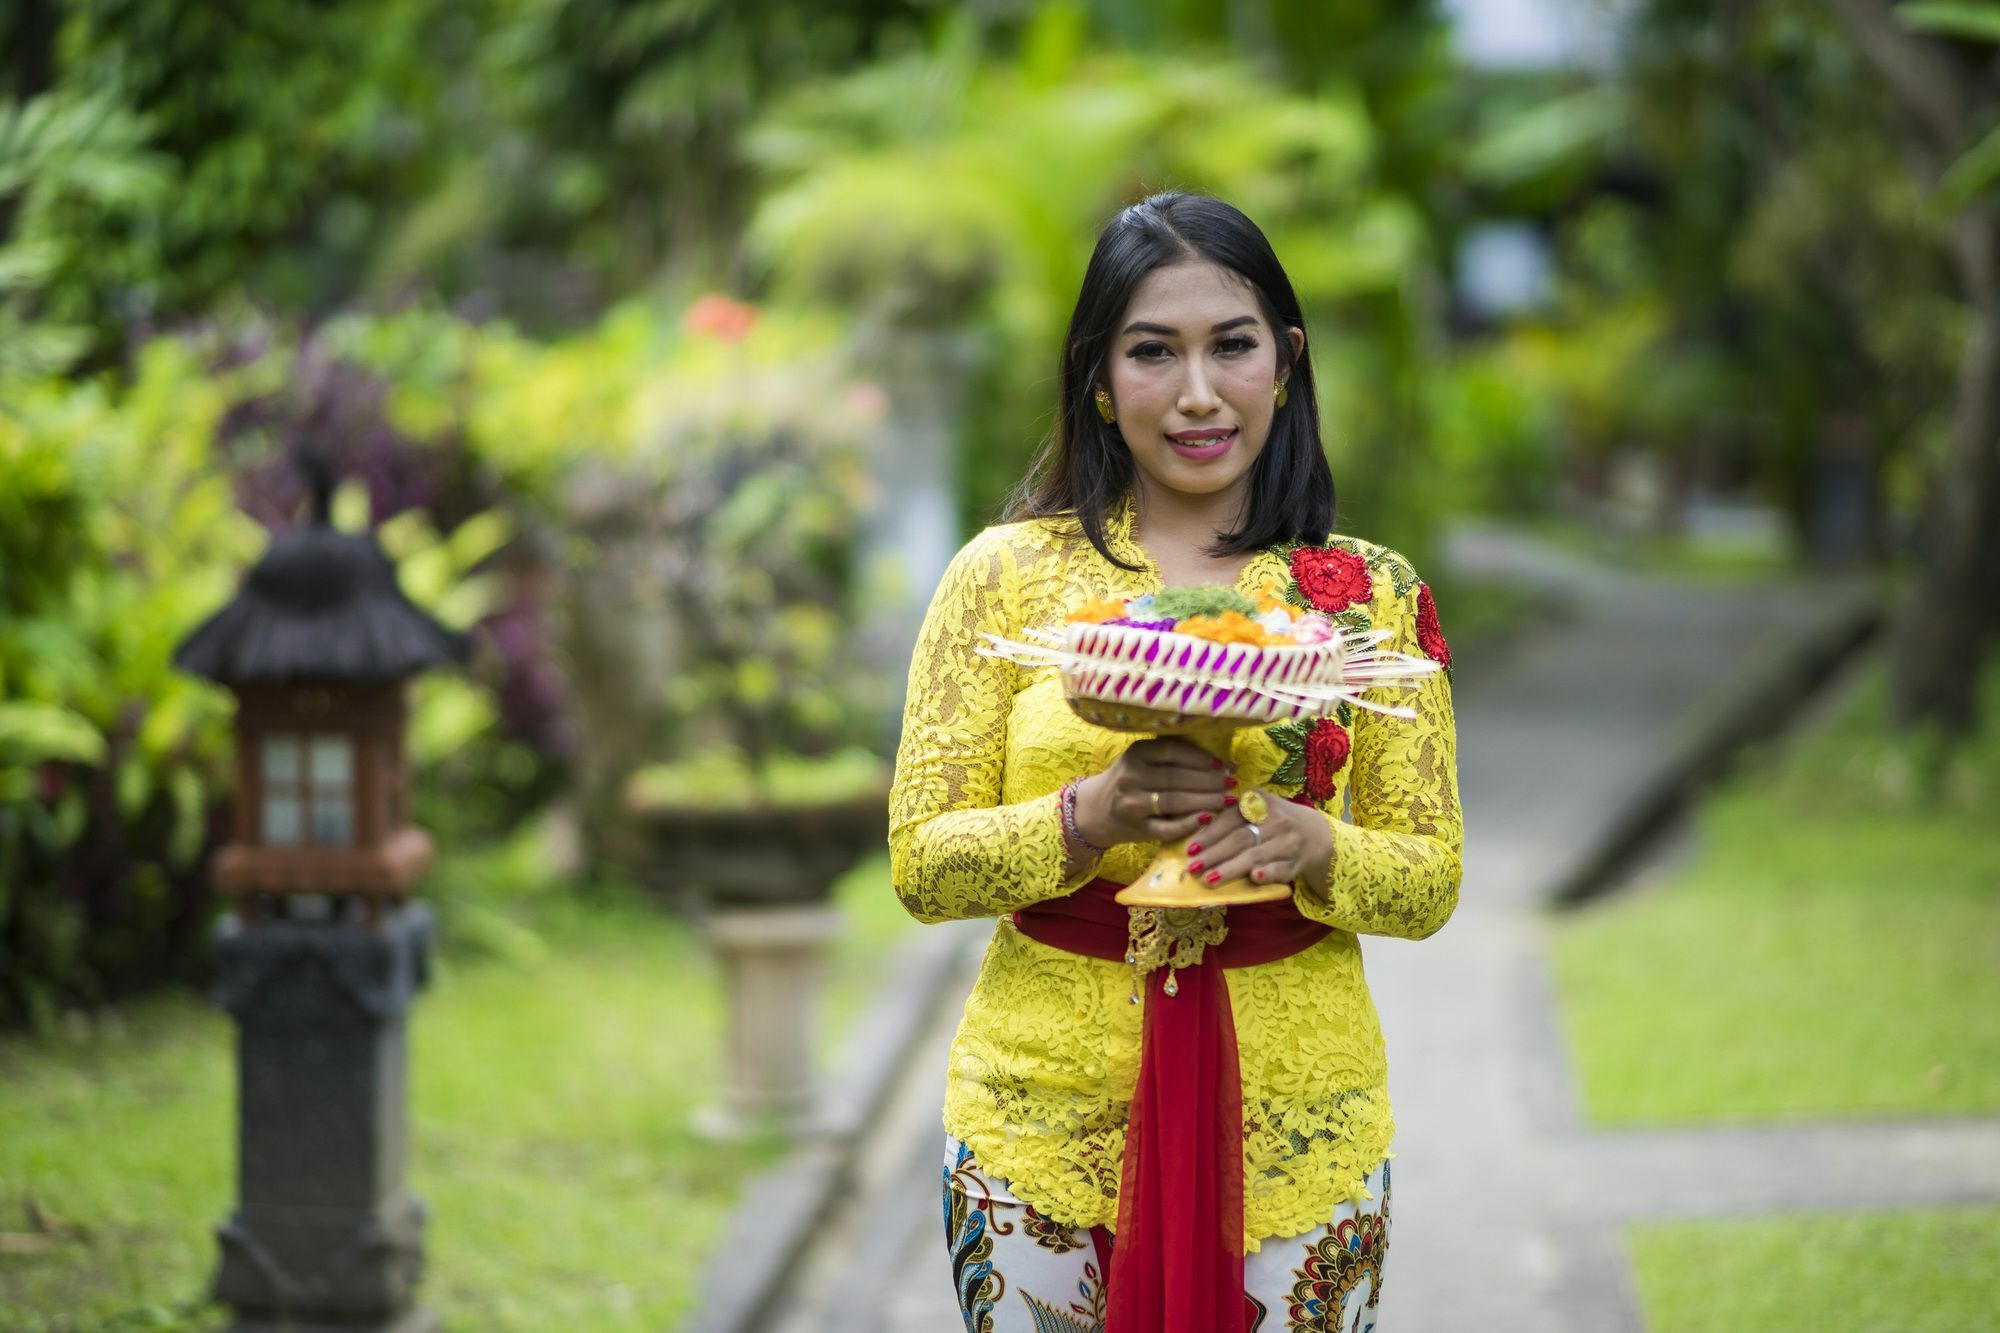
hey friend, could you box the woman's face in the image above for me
[1103,259,1305,512]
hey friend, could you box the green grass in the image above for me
[1552,659,2000,1125]
[1627,1207,2000,1332]
[0,826,914,1332]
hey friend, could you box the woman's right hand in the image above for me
[1073,737,1236,849]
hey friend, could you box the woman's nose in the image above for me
[1177,360,1222,416]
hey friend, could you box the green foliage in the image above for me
[1896,2,2000,44]
[0,89,169,375]
[0,343,263,1024]
[34,1,459,342]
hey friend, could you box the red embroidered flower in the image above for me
[1414,583,1450,668]
[1303,719,1351,803]
[1289,546,1372,613]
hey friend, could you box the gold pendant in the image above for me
[1125,906,1228,1002]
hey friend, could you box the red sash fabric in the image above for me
[1012,878,1331,1333]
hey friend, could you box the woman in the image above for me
[888,192,1462,1333]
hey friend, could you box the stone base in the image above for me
[690,1094,837,1143]
[229,1309,438,1333]
[694,905,840,1141]
[211,908,434,1328]
[215,1192,428,1319]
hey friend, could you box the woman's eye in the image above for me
[1218,337,1257,355]
[1127,342,1170,361]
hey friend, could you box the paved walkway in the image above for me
[768,523,2000,1332]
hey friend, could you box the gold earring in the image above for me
[1094,388,1116,424]
[1274,380,1289,408]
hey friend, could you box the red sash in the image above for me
[1012,878,1331,1333]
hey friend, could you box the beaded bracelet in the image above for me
[1059,778,1106,861]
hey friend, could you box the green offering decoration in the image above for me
[1146,585,1258,620]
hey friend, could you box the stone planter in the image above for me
[625,768,889,1136]
[625,786,890,910]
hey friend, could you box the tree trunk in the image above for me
[8,0,56,103]
[1893,213,2000,729]
[1828,0,1999,729]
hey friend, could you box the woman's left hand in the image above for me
[1183,790,1334,897]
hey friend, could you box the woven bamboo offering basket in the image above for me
[980,609,1440,910]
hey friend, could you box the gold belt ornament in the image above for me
[1124,905,1229,1001]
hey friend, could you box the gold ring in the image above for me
[1150,790,1162,817]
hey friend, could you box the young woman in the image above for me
[888,192,1462,1333]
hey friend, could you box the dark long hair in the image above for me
[1004,191,1336,570]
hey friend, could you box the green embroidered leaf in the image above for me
[1265,719,1309,788]
[1332,609,1373,633]
[1335,700,1354,727]
[1366,546,1418,599]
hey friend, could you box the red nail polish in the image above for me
[1224,775,1238,789]
[1252,868,1265,881]
[1205,871,1221,885]
[1223,794,1238,806]
[1188,860,1204,875]
[1196,812,1213,826]
[1210,757,1225,769]
[1187,842,1202,856]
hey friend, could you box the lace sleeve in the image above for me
[1294,572,1463,940]
[887,531,1090,924]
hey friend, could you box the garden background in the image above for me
[2,1,1997,1329]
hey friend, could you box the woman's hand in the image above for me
[1183,791,1334,896]
[1074,738,1235,849]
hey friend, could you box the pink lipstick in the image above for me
[1166,428,1236,460]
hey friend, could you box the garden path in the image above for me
[765,521,2000,1333]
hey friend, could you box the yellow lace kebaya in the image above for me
[888,495,1463,1251]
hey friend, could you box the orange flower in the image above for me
[1065,598,1131,624]
[1176,611,1279,645]
[682,293,759,342]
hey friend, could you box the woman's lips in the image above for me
[1166,429,1237,460]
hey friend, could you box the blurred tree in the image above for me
[1827,0,2000,730]
[21,0,458,358]
[1610,0,1956,548]
[745,4,1457,568]
[364,0,941,325]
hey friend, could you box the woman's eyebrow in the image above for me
[1121,315,1259,336]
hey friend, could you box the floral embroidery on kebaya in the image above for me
[1414,583,1451,673]
[1269,705,1355,799]
[1289,546,1373,614]
[1303,720,1352,803]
